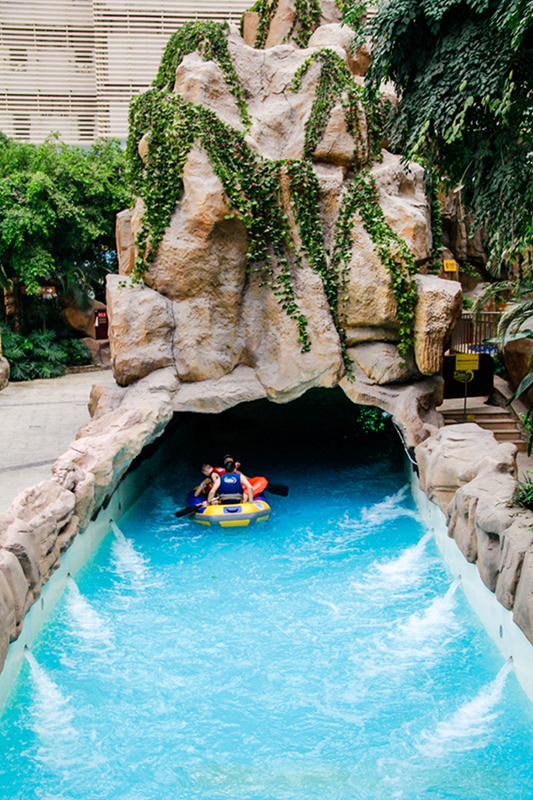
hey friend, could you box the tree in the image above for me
[356,0,533,271]
[0,133,132,305]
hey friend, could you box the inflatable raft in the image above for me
[186,476,271,528]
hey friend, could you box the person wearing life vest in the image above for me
[207,459,253,505]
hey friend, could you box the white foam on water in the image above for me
[360,486,421,529]
[333,486,423,550]
[399,577,461,642]
[111,527,149,581]
[416,659,513,758]
[25,651,78,765]
[65,577,113,647]
[373,529,433,584]
[315,599,341,617]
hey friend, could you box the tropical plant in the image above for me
[0,322,92,381]
[513,471,533,511]
[357,0,533,273]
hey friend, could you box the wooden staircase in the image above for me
[439,399,527,452]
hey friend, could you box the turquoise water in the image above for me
[2,395,533,799]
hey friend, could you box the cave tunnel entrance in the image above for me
[162,386,405,487]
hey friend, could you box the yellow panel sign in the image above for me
[455,354,479,371]
[443,259,458,272]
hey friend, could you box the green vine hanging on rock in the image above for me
[287,0,322,47]
[426,168,444,274]
[335,172,418,356]
[154,21,250,127]
[249,0,280,48]
[127,23,422,366]
[287,159,351,364]
[128,90,311,350]
[290,49,378,164]
[249,0,321,49]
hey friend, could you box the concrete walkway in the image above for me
[0,369,117,514]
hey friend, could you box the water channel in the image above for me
[1,390,533,799]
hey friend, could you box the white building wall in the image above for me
[0,0,249,145]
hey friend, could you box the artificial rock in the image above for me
[109,14,462,433]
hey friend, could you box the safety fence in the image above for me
[450,311,500,355]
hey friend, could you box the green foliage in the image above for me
[342,0,366,29]
[287,159,351,361]
[513,471,533,511]
[287,0,322,47]
[128,90,311,350]
[354,405,389,433]
[0,322,92,381]
[250,0,320,48]
[154,21,250,127]
[250,0,280,48]
[360,0,533,270]
[0,135,131,299]
[425,168,443,274]
[492,352,508,380]
[338,172,418,355]
[127,27,421,365]
[290,49,383,162]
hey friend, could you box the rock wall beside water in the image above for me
[416,424,533,645]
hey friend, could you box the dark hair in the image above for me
[224,460,236,473]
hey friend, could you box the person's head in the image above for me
[224,459,236,473]
[201,463,213,477]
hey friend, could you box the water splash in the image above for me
[110,521,149,581]
[374,529,433,585]
[335,486,422,547]
[417,659,513,757]
[25,651,78,761]
[399,577,461,642]
[66,577,112,647]
[360,486,421,529]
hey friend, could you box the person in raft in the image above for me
[193,458,244,499]
[206,459,254,505]
[194,464,217,499]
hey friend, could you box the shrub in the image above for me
[0,323,92,381]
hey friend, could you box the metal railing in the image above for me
[450,311,500,355]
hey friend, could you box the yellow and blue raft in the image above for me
[186,475,271,528]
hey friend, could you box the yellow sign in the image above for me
[443,259,458,272]
[455,354,479,371]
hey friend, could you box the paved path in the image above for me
[0,369,117,514]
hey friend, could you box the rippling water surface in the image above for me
[2,394,533,800]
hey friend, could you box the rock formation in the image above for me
[0,367,177,671]
[416,424,533,645]
[110,2,462,447]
